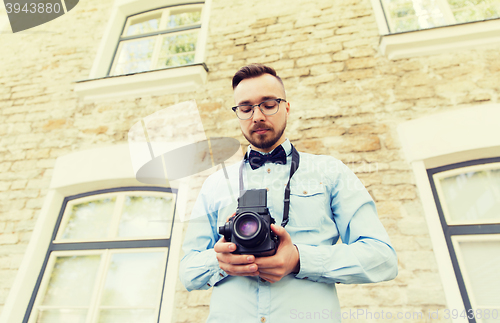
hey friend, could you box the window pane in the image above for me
[98,309,156,323]
[41,255,101,306]
[438,167,500,223]
[118,195,174,238]
[100,252,166,307]
[59,198,116,240]
[157,31,198,68]
[36,309,87,323]
[167,7,202,28]
[449,0,500,23]
[382,0,447,32]
[455,239,500,308]
[158,53,196,68]
[125,12,161,36]
[112,38,156,76]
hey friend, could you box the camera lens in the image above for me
[233,212,266,248]
[237,217,259,237]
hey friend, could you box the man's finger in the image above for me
[220,263,259,276]
[217,253,255,265]
[214,236,236,253]
[225,212,236,222]
[271,223,289,238]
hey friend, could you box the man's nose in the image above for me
[252,106,266,122]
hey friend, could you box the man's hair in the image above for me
[232,63,284,89]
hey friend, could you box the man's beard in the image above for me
[243,120,286,150]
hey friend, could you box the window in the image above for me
[429,159,500,322]
[380,0,500,33]
[1,144,189,323]
[74,0,211,101]
[24,188,177,323]
[110,4,202,76]
[369,0,500,59]
[397,104,500,322]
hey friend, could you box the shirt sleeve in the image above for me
[294,161,398,284]
[178,176,229,291]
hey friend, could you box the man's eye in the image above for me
[239,106,252,113]
[263,103,276,109]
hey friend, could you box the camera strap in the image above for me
[239,144,300,228]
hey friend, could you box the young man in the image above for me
[180,64,398,323]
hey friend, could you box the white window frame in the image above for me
[397,103,500,323]
[74,0,211,102]
[0,144,190,323]
[369,0,500,59]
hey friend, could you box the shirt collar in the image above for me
[245,138,291,157]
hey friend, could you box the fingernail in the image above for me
[247,256,253,262]
[249,265,257,271]
[229,244,236,251]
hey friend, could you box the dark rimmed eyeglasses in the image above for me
[231,98,286,120]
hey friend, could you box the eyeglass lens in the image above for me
[236,99,280,119]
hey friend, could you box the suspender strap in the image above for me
[239,144,300,228]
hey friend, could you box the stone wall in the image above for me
[1,0,499,321]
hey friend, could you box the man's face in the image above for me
[233,74,290,153]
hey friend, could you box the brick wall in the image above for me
[1,0,499,321]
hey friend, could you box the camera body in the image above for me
[219,189,279,257]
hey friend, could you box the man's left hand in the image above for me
[253,224,300,283]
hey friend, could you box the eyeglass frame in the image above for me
[231,98,287,120]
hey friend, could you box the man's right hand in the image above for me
[214,236,259,276]
[214,211,259,276]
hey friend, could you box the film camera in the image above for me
[218,189,279,256]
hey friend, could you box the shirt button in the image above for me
[260,278,266,283]
[261,317,266,323]
[219,273,224,277]
[303,190,307,194]
[267,168,271,173]
[303,277,308,279]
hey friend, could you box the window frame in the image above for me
[24,186,177,323]
[74,0,211,102]
[0,144,190,323]
[397,103,500,323]
[109,3,203,76]
[369,0,500,59]
[427,157,500,323]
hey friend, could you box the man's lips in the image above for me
[252,128,269,134]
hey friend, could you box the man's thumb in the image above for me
[271,223,288,239]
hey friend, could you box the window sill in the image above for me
[380,19,500,60]
[74,63,208,102]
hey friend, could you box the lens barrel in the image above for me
[233,212,266,248]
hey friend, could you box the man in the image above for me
[179,64,398,323]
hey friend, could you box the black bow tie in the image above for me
[247,145,287,170]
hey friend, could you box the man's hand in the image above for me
[214,212,259,277]
[254,224,300,283]
[214,237,259,276]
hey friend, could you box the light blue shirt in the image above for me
[179,139,398,323]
